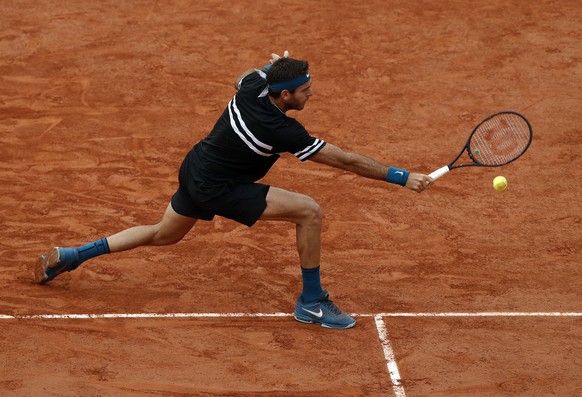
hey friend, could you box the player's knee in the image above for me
[157,234,183,246]
[302,197,322,226]
[151,223,184,246]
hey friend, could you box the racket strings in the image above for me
[470,114,531,166]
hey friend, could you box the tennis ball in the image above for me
[493,176,508,191]
[474,149,480,155]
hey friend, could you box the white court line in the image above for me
[374,312,582,317]
[1,312,581,319]
[0,312,293,319]
[375,314,406,397]
[2,311,580,397]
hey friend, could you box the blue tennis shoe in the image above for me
[34,247,80,284]
[294,290,356,329]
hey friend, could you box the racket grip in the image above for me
[429,165,450,180]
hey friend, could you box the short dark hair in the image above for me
[267,57,309,98]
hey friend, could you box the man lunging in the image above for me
[34,52,432,329]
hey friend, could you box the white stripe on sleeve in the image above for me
[295,139,325,160]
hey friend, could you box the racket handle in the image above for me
[429,165,450,180]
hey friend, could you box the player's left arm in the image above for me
[234,51,289,90]
[310,143,431,192]
[234,69,258,90]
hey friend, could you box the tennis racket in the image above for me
[429,111,533,180]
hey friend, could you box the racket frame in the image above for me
[429,111,533,180]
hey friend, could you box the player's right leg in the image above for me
[260,186,322,268]
[260,186,356,329]
[34,203,197,284]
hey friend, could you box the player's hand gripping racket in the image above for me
[429,111,533,180]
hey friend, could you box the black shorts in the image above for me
[171,180,270,227]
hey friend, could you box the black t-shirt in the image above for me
[186,70,326,185]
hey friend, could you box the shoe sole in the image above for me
[294,314,356,329]
[33,247,60,284]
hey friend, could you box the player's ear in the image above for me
[280,89,292,101]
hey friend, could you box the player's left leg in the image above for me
[34,203,197,284]
[107,203,197,252]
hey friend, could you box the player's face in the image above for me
[286,80,312,111]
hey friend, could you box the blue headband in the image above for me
[268,71,310,93]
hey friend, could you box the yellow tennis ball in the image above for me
[493,176,508,191]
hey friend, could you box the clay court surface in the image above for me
[1,1,581,396]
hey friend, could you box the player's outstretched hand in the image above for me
[405,173,433,193]
[270,50,289,64]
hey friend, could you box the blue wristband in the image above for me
[263,64,272,70]
[385,167,410,186]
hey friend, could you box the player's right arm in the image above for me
[310,143,431,192]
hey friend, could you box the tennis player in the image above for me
[33,52,432,329]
